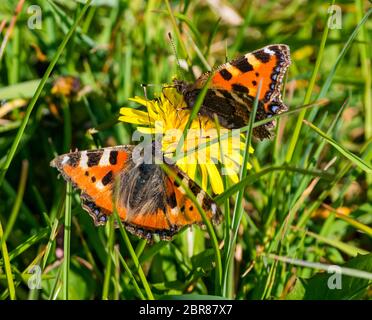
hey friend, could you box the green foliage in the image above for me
[287,253,372,300]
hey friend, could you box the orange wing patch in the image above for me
[51,147,131,224]
[211,45,290,114]
[192,44,290,114]
[129,209,171,230]
[165,168,220,229]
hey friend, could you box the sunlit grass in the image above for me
[0,0,371,300]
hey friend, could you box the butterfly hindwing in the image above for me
[183,87,271,138]
[164,164,222,230]
[114,160,221,240]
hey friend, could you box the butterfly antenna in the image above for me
[168,32,185,80]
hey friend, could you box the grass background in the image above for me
[0,0,371,300]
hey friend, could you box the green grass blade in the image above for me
[0,228,49,265]
[356,1,372,198]
[117,249,146,300]
[135,239,147,258]
[62,183,72,300]
[0,79,40,100]
[219,131,234,297]
[0,220,16,299]
[165,0,190,66]
[1,160,28,247]
[173,99,328,163]
[222,81,261,297]
[266,254,372,279]
[174,74,213,159]
[303,120,372,173]
[215,166,333,205]
[318,8,372,99]
[102,217,115,300]
[0,0,92,187]
[356,2,371,139]
[285,0,335,163]
[173,12,203,48]
[160,163,222,295]
[302,230,368,257]
[46,0,97,49]
[41,219,59,271]
[283,99,348,232]
[113,210,154,300]
[214,115,233,297]
[335,213,372,237]
[49,265,63,300]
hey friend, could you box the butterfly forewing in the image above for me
[210,45,290,111]
[175,44,291,139]
[51,146,132,225]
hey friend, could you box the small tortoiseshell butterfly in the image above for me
[51,143,221,241]
[173,44,291,139]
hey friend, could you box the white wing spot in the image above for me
[96,181,105,190]
[80,151,88,169]
[178,177,189,194]
[231,92,246,105]
[264,47,275,55]
[211,203,217,215]
[171,207,179,216]
[61,156,69,165]
[196,192,205,205]
[99,149,111,166]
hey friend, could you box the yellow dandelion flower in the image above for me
[119,88,253,194]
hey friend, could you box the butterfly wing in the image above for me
[177,44,290,137]
[115,160,222,240]
[162,164,222,236]
[51,146,222,241]
[205,44,290,115]
[50,146,133,225]
[181,87,271,138]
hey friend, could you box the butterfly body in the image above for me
[174,44,291,139]
[51,144,221,241]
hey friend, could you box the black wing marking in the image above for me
[183,88,272,139]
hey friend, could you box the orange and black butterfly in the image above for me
[51,143,221,241]
[173,44,291,139]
